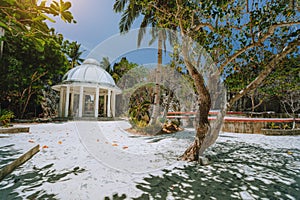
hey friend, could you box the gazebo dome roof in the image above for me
[62,58,116,87]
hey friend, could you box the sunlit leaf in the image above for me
[0,21,10,31]
[62,1,72,11]
[40,13,56,23]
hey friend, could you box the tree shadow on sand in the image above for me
[0,145,85,200]
[132,141,300,199]
[105,140,300,200]
[0,144,23,168]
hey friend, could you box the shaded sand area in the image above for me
[0,121,299,199]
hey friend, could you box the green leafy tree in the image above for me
[226,53,300,114]
[128,85,152,127]
[0,0,75,57]
[0,0,75,33]
[114,0,300,161]
[261,55,300,128]
[225,50,268,112]
[0,0,75,118]
[0,32,70,118]
[109,57,138,83]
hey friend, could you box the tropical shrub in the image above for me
[0,110,14,127]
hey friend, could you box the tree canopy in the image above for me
[113,0,300,161]
[0,0,75,55]
[0,0,79,118]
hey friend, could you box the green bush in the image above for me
[266,122,292,130]
[0,110,14,127]
[170,119,180,127]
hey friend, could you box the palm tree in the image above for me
[113,0,175,126]
[64,41,84,68]
[100,56,111,72]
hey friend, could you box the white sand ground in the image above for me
[0,121,190,199]
[0,121,299,199]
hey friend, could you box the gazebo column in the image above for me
[64,86,70,117]
[59,87,64,117]
[107,90,111,117]
[104,93,107,116]
[70,92,74,117]
[78,86,84,117]
[111,91,116,117]
[94,87,99,118]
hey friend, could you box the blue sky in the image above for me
[48,0,171,65]
[49,0,122,55]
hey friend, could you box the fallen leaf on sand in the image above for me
[28,140,34,143]
[122,146,128,149]
[42,145,49,149]
[112,143,118,146]
[58,141,62,144]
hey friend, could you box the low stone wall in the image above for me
[221,118,300,134]
[0,127,30,134]
[222,121,267,134]
[261,129,300,136]
[180,117,300,134]
[170,112,300,134]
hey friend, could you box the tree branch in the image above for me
[193,22,214,32]
[219,21,300,72]
[228,36,300,107]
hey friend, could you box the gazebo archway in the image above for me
[52,59,121,118]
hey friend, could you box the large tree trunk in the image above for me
[179,34,299,162]
[179,60,211,161]
[149,30,163,125]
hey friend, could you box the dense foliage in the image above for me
[0,32,71,118]
[0,0,79,119]
[225,54,300,113]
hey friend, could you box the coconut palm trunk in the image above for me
[149,30,163,125]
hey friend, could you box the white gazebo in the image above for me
[52,58,121,118]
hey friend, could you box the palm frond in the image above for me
[167,29,177,46]
[162,29,167,53]
[137,14,153,47]
[119,4,141,33]
[113,0,129,13]
[137,28,146,47]
[148,27,158,46]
